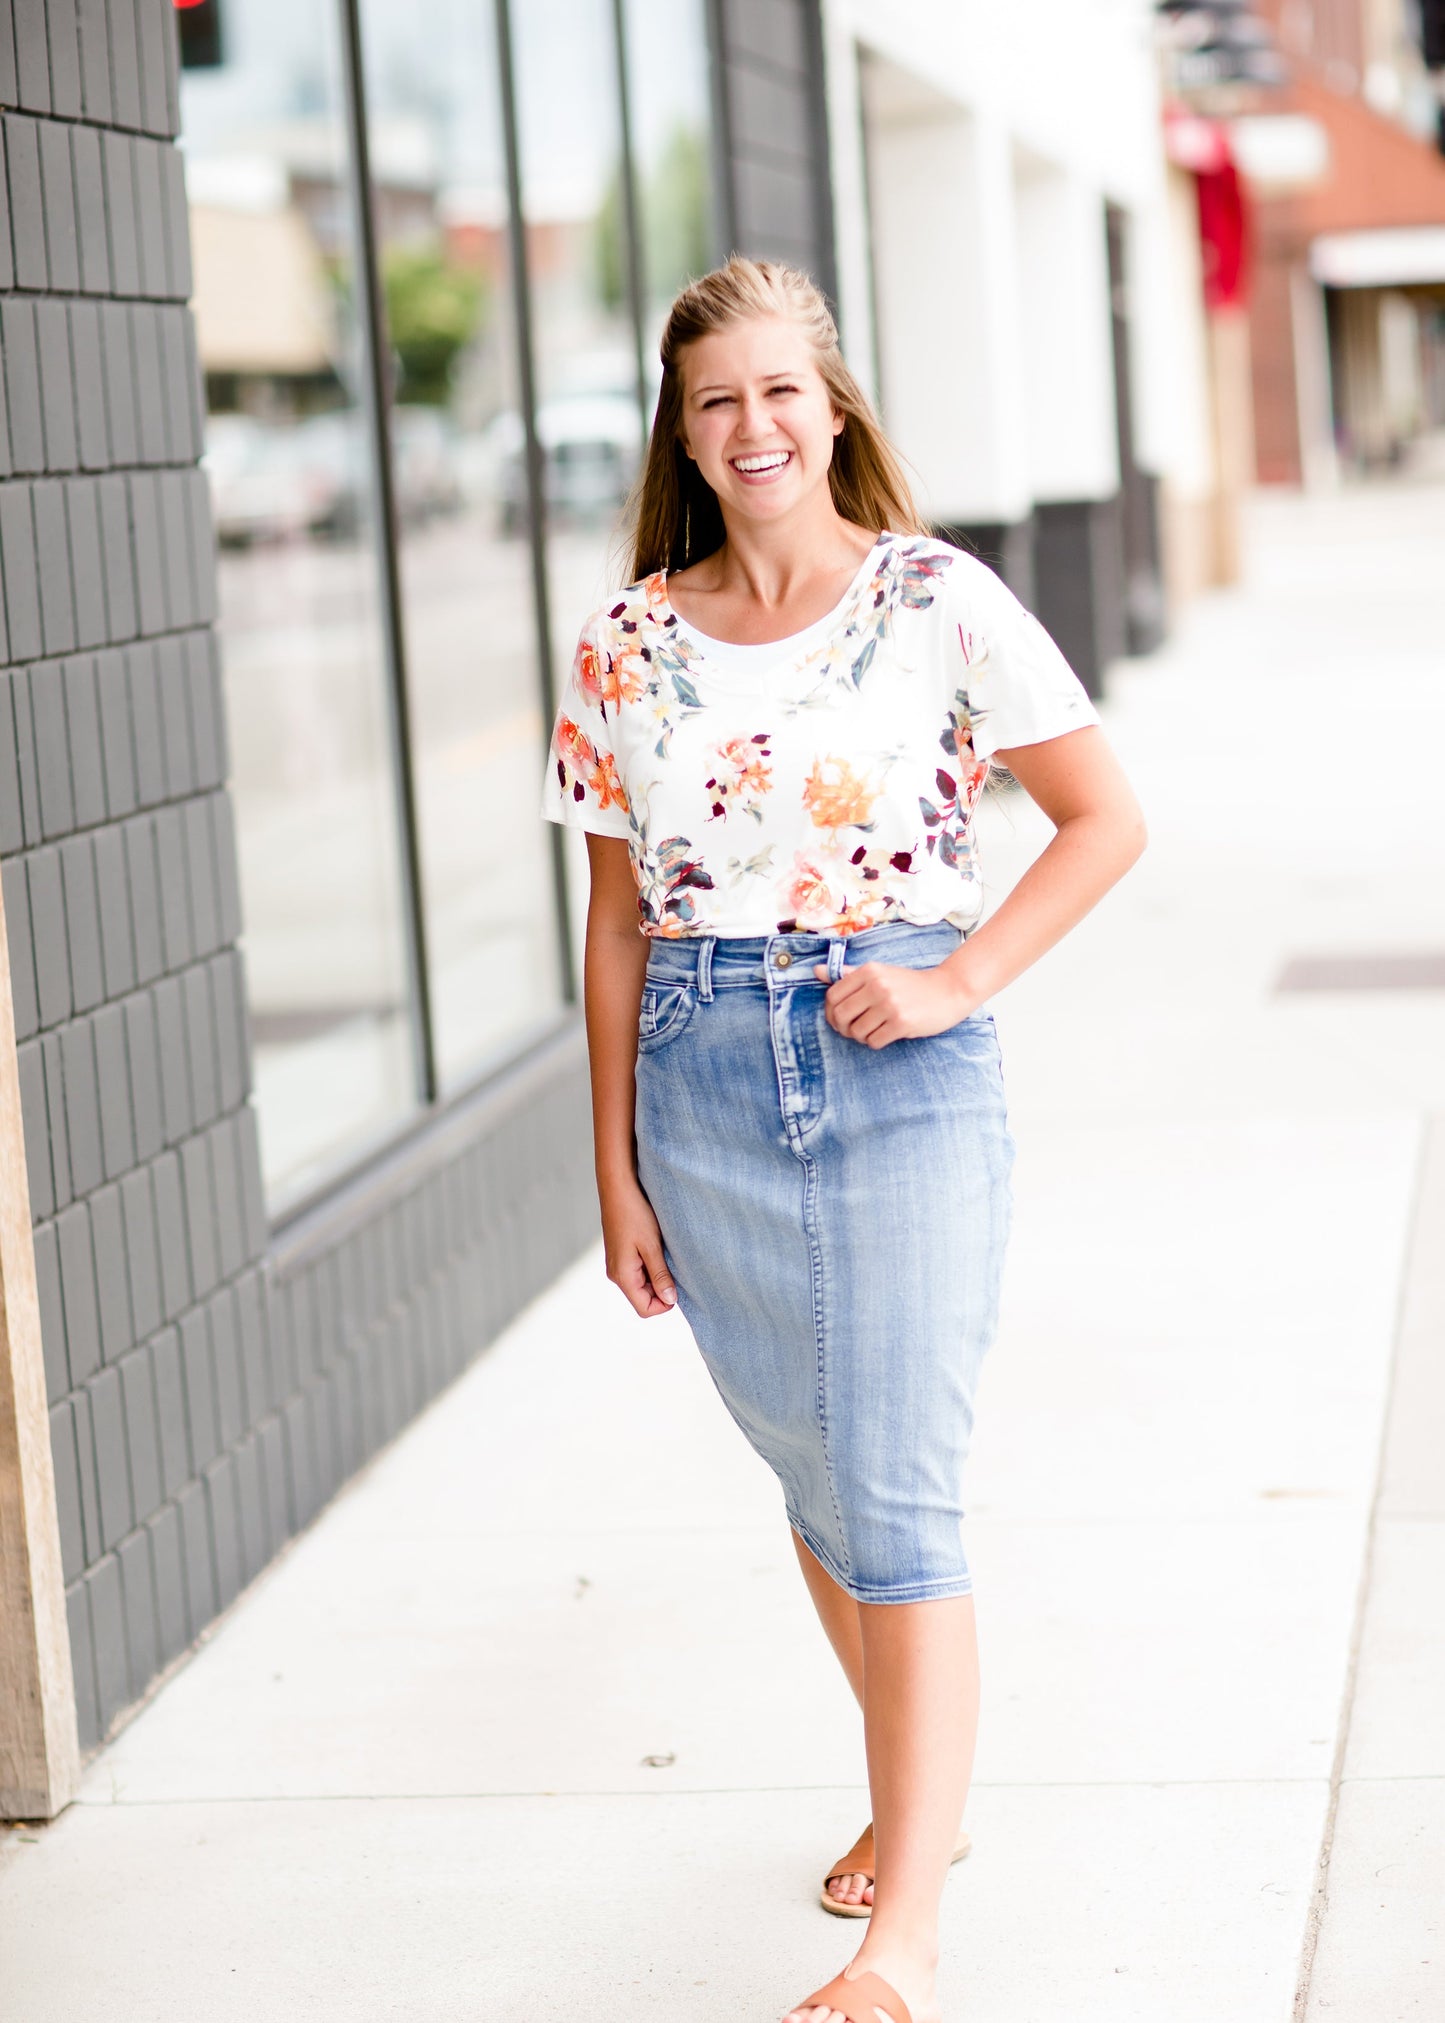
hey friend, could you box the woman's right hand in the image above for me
[601,1177,678,1318]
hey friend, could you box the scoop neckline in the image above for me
[659,533,888,668]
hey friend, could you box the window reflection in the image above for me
[180,13,416,1213]
[356,0,566,1090]
[622,0,719,357]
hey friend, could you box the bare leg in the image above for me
[784,1541,980,2023]
[791,1531,874,1911]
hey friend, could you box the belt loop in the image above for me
[827,937,848,983]
[696,935,715,1001]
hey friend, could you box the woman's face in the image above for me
[676,313,843,526]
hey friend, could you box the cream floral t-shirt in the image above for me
[539,532,1100,939]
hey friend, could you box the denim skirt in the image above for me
[633,917,1015,1604]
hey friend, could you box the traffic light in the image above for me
[174,0,222,68]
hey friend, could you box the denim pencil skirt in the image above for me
[633,916,1016,1604]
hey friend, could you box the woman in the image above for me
[539,257,1146,2023]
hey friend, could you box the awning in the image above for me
[1310,226,1445,288]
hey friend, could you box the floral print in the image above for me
[541,533,1100,939]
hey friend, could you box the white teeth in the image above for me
[733,452,790,472]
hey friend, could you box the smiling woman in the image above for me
[538,255,1146,2023]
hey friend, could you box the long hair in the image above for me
[624,255,930,582]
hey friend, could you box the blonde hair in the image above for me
[623,255,930,581]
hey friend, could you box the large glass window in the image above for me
[179,3,417,1211]
[355,0,567,1091]
[622,0,719,357]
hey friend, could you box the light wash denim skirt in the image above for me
[633,917,1015,1604]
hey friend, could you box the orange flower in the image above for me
[587,751,629,812]
[802,755,877,831]
[601,643,648,707]
[575,638,605,706]
[554,715,594,767]
[783,850,846,928]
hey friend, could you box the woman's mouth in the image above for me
[729,450,794,483]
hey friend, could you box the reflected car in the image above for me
[390,404,465,525]
[490,392,644,535]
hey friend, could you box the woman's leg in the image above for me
[784,1574,980,2023]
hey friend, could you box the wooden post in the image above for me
[0,872,80,1819]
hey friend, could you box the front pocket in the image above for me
[636,981,697,1054]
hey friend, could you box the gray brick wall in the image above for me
[2,0,601,1755]
[710,0,836,299]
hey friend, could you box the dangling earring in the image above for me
[683,494,691,564]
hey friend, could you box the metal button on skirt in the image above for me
[633,917,1015,1604]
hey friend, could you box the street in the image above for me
[2,476,1442,2021]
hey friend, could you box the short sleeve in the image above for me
[951,557,1102,762]
[538,612,633,838]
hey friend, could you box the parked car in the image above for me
[489,391,644,535]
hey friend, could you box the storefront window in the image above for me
[622,0,719,357]
[356,0,567,1091]
[179,3,417,1211]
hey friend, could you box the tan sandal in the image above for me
[790,1966,912,2023]
[820,1819,973,1916]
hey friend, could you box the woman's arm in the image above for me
[814,725,1147,1046]
[581,834,679,1316]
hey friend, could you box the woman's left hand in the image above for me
[812,957,978,1048]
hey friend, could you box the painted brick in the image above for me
[146,1500,187,1661]
[71,123,110,293]
[9,656,45,852]
[123,988,163,1162]
[34,299,78,472]
[135,2,168,138]
[150,1148,190,1320]
[3,861,39,1042]
[88,1176,132,1362]
[161,209,193,363]
[154,636,194,796]
[120,1165,162,1341]
[26,849,69,1034]
[37,122,81,292]
[117,1343,161,1521]
[174,1478,215,1634]
[183,803,219,957]
[89,1362,133,1549]
[33,479,77,657]
[57,1200,102,1383]
[181,316,206,470]
[33,1217,68,1398]
[49,1400,85,1582]
[48,0,86,115]
[101,130,140,295]
[257,1412,288,1557]
[208,1283,241,1447]
[115,1525,159,1697]
[69,1381,102,1562]
[157,307,191,462]
[180,1130,218,1298]
[93,828,136,998]
[67,484,109,649]
[209,952,244,1111]
[0,115,10,294]
[95,649,138,816]
[0,678,23,857]
[127,472,166,637]
[209,791,242,945]
[74,0,113,123]
[182,966,218,1128]
[233,1432,267,1585]
[87,1550,129,1731]
[234,1267,269,1420]
[93,1003,136,1182]
[59,1017,103,1195]
[126,647,165,806]
[185,468,218,624]
[282,1390,318,1530]
[17,1039,52,1226]
[177,1304,217,1469]
[203,1450,241,1610]
[65,1580,100,1750]
[30,664,75,841]
[181,634,219,789]
[267,1278,296,1403]
[130,304,166,466]
[98,302,138,469]
[1,301,45,475]
[4,116,47,286]
[158,470,195,627]
[12,0,49,108]
[40,1032,72,1210]
[152,974,191,1143]
[236,1102,266,1261]
[149,1322,187,1497]
[152,804,193,970]
[59,837,103,1014]
[159,0,180,136]
[209,1114,244,1280]
[123,817,163,983]
[70,303,109,467]
[97,475,137,641]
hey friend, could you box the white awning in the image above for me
[1310,227,1445,289]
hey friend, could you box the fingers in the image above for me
[811,959,896,1047]
[638,1235,678,1313]
[609,1244,678,1318]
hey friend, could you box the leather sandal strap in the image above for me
[823,1821,876,1887]
[795,1968,912,2023]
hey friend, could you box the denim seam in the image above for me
[786,1514,973,1605]
[799,1143,852,1582]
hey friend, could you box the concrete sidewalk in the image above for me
[3,482,1443,2021]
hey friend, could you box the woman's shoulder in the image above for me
[875,532,1019,633]
[576,567,671,645]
